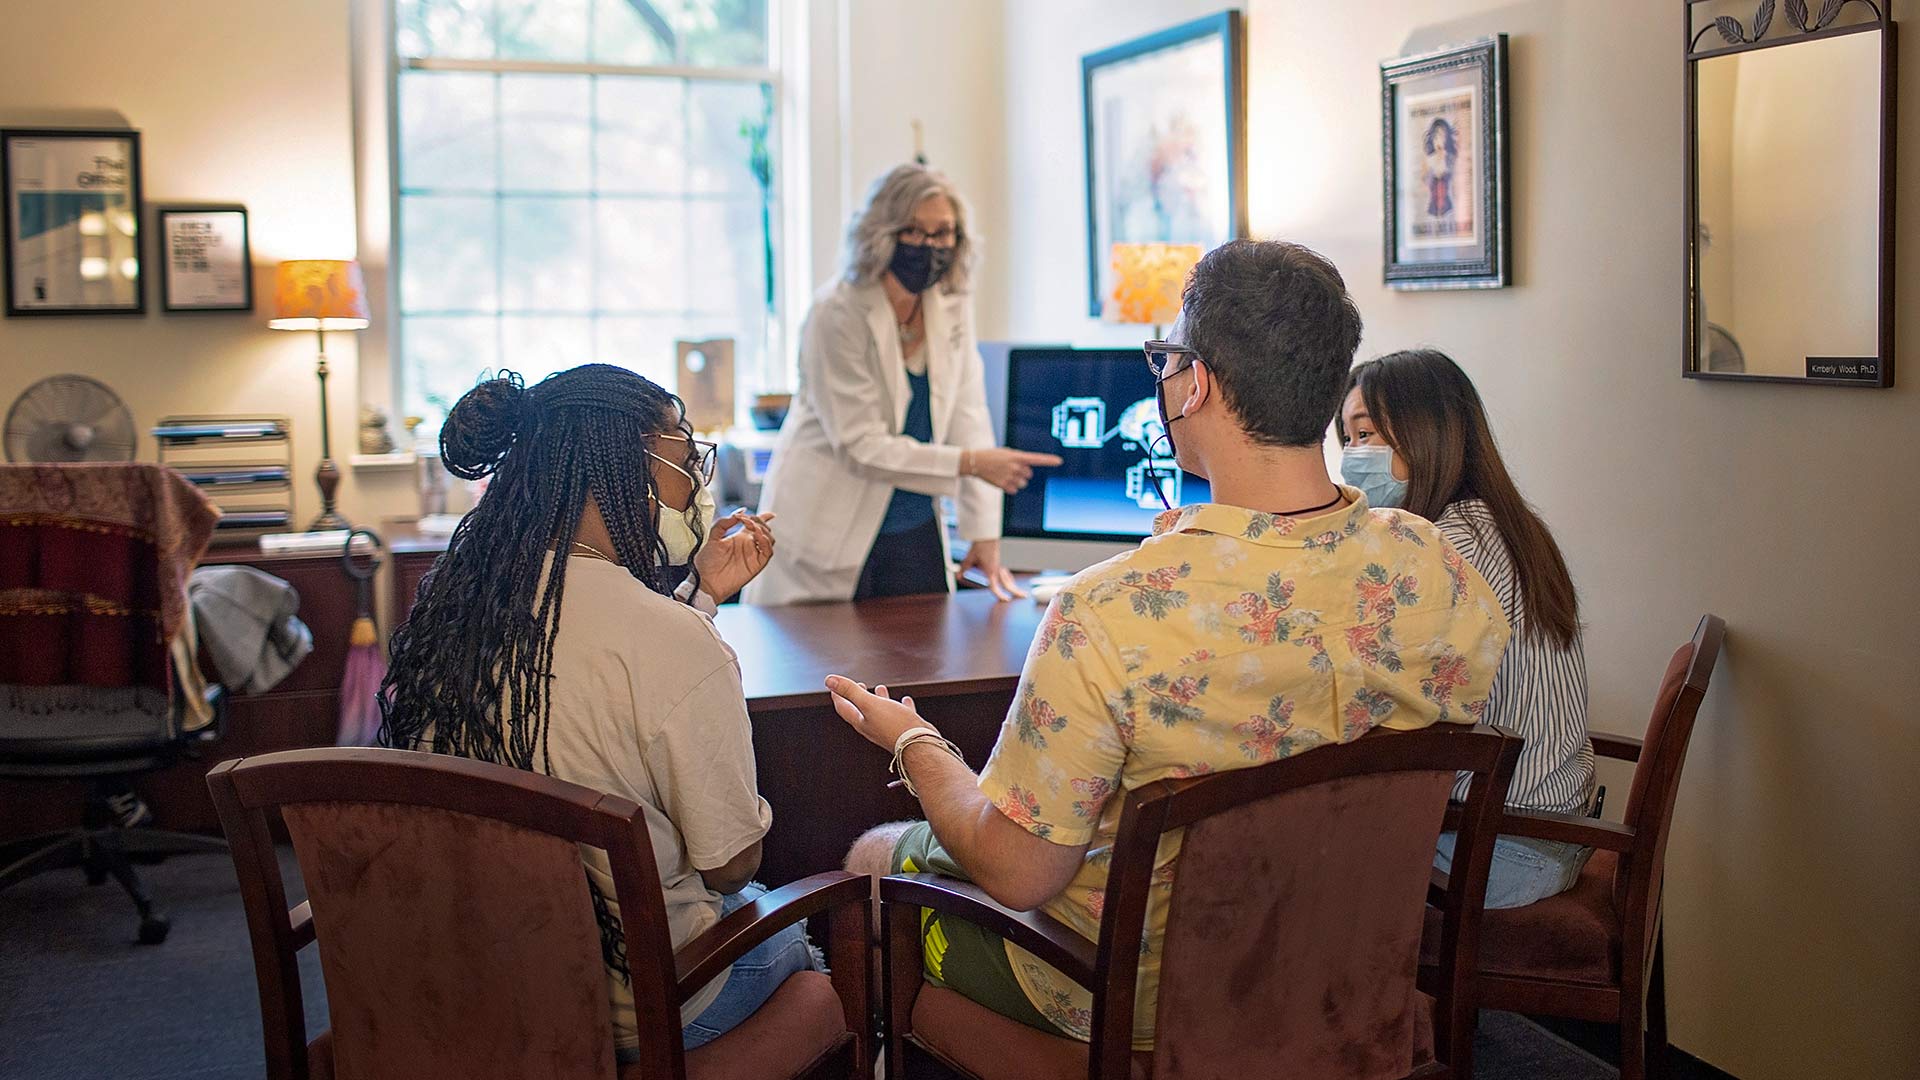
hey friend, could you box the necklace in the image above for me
[569,541,617,564]
[1276,489,1346,517]
[897,296,924,346]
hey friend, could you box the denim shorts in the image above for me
[1434,832,1593,909]
[615,882,821,1060]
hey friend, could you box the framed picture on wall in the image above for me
[1,129,145,315]
[158,206,252,312]
[1082,11,1248,317]
[1381,37,1510,290]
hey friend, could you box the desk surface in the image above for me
[715,588,1047,711]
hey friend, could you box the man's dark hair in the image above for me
[1180,239,1364,447]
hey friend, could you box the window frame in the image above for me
[384,2,791,439]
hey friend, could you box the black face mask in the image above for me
[889,241,953,294]
[1153,372,1185,457]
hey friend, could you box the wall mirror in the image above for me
[1686,1,1897,387]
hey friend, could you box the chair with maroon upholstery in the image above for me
[1420,614,1726,1080]
[207,746,873,1080]
[880,723,1522,1080]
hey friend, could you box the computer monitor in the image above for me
[998,347,1212,568]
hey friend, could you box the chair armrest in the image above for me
[1427,867,1450,909]
[1591,732,1643,762]
[1500,808,1637,852]
[672,871,870,1003]
[289,901,315,950]
[880,873,1097,986]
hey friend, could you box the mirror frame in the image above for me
[1684,1,1898,388]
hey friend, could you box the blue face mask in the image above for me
[1341,444,1408,509]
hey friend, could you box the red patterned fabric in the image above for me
[0,464,217,689]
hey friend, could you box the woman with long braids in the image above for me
[381,363,809,1059]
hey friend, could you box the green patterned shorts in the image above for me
[891,820,1067,1037]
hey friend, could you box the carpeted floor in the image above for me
[0,849,1620,1079]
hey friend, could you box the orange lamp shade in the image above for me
[1104,242,1202,326]
[268,259,370,331]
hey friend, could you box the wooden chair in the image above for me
[1421,614,1726,1080]
[207,746,873,1080]
[880,723,1523,1080]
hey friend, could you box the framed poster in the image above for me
[1083,11,1248,316]
[1,129,145,315]
[1381,37,1510,289]
[158,206,252,312]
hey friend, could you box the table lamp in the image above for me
[1105,241,1203,337]
[269,259,369,531]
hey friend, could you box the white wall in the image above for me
[806,0,1010,337]
[1001,2,1920,1077]
[0,0,420,529]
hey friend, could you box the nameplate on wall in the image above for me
[1805,357,1880,382]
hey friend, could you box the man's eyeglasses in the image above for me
[1143,340,1202,381]
[898,226,961,248]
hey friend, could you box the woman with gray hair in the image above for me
[745,164,1058,605]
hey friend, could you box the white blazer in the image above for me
[744,279,1001,606]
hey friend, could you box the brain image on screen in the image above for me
[1004,350,1212,539]
[1114,397,1166,451]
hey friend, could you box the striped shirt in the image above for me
[1437,500,1595,813]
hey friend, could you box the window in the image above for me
[392,0,781,441]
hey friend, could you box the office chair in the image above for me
[0,462,225,944]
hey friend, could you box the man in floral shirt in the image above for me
[829,240,1510,1049]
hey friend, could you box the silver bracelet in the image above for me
[889,728,965,799]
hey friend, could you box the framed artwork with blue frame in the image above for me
[1082,11,1248,317]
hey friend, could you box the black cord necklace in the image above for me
[1274,489,1346,518]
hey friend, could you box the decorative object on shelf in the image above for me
[1381,36,1511,290]
[358,405,395,455]
[157,205,251,312]
[748,393,791,432]
[1104,241,1202,336]
[153,415,293,544]
[4,374,136,462]
[676,337,735,432]
[1082,11,1247,317]
[268,259,370,530]
[1685,0,1894,386]
[2,129,144,316]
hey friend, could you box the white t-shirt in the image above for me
[532,554,773,1047]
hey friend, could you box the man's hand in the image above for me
[694,510,776,602]
[958,538,1025,601]
[825,676,935,751]
[827,674,1087,912]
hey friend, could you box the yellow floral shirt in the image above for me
[975,490,1511,1047]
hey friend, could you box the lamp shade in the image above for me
[1104,242,1202,326]
[268,259,370,331]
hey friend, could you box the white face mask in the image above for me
[655,481,716,566]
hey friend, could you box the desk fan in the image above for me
[4,375,137,462]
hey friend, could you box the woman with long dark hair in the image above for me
[1339,349,1595,907]
[381,364,811,1058]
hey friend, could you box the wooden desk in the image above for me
[716,590,1046,887]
